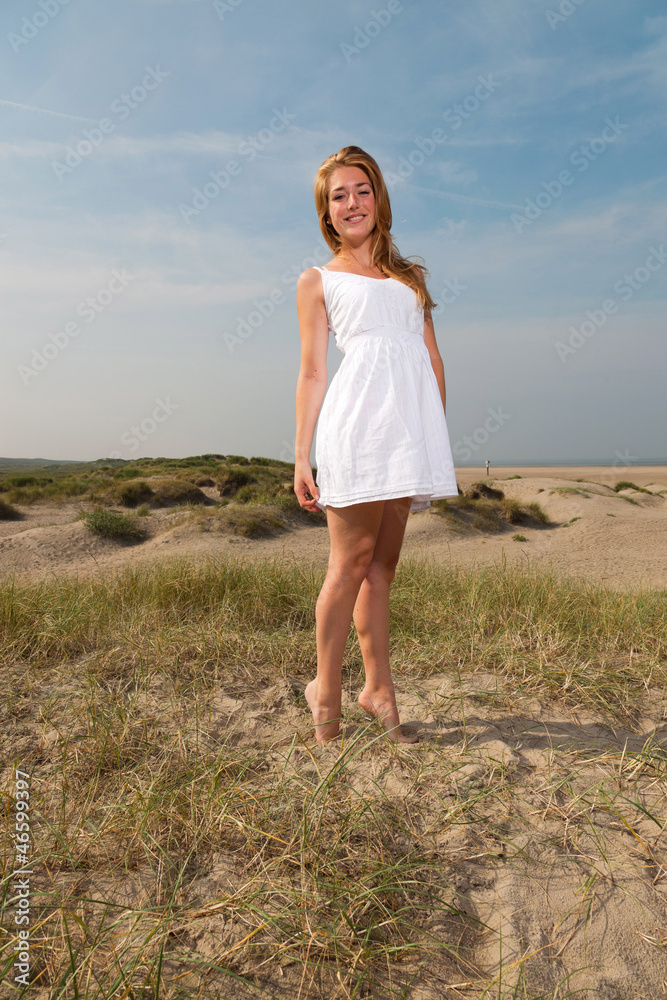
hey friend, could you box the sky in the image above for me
[1,0,665,467]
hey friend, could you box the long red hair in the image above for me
[313,145,435,311]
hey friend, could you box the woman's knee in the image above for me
[364,557,398,587]
[328,544,376,584]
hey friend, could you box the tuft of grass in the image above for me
[192,503,287,538]
[148,478,208,507]
[81,509,147,541]
[512,534,528,542]
[217,468,257,496]
[116,480,154,507]
[526,501,550,524]
[434,494,550,534]
[549,486,589,497]
[0,498,21,520]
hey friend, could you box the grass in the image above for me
[433,494,550,534]
[0,498,21,520]
[81,509,148,541]
[613,481,653,494]
[1,554,664,717]
[0,455,299,508]
[0,554,666,997]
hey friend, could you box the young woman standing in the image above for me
[294,146,458,744]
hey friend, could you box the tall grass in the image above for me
[1,555,665,997]
[1,554,664,715]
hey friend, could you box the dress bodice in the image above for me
[315,267,425,355]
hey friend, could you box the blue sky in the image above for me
[1,0,665,466]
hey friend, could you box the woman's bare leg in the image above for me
[353,497,418,743]
[305,500,386,743]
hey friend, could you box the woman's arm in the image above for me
[423,308,447,416]
[294,268,329,510]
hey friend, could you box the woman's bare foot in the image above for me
[304,679,342,744]
[358,686,419,744]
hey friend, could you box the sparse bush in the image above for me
[135,503,152,517]
[512,533,528,542]
[82,510,147,541]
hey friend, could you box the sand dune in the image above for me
[1,469,665,590]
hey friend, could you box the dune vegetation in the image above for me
[1,550,666,998]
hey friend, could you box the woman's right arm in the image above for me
[294,268,329,511]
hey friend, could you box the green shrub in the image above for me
[512,534,528,542]
[82,510,147,541]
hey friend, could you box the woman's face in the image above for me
[327,165,376,243]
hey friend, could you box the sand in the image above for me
[1,466,666,591]
[2,466,666,996]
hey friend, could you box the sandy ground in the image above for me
[2,467,666,996]
[1,466,666,591]
[5,664,666,998]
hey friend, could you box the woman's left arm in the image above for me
[423,308,447,416]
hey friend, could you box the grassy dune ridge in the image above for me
[1,462,666,997]
[1,555,665,713]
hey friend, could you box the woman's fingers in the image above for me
[294,478,320,509]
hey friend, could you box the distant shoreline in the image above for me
[454,464,667,488]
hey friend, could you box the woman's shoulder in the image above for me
[296,266,327,306]
[297,265,325,287]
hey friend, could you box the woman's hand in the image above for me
[294,459,321,511]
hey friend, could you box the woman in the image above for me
[294,145,458,744]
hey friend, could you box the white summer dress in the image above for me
[312,265,459,514]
